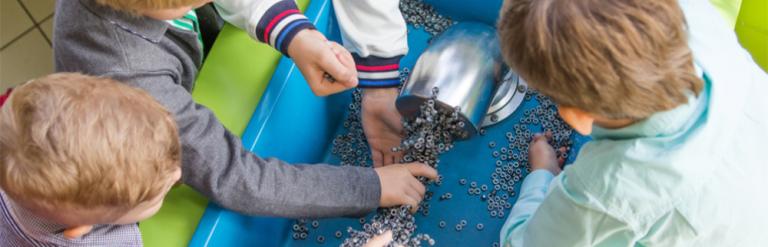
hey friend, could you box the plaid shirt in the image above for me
[0,190,143,246]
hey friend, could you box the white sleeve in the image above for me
[214,0,315,55]
[332,0,408,88]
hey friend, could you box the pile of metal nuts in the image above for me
[399,0,456,37]
[342,87,464,247]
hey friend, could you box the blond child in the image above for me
[53,0,435,228]
[497,0,768,246]
[0,73,181,245]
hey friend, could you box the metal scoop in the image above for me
[396,22,527,139]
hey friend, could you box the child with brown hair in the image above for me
[498,0,768,246]
[0,73,182,245]
[53,0,437,236]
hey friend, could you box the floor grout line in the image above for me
[37,14,54,46]
[36,27,52,47]
[8,0,56,49]
[39,13,54,24]
[15,0,37,24]
[0,26,37,51]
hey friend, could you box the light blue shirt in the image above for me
[500,1,768,246]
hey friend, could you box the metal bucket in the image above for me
[397,22,527,139]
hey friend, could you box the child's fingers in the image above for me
[363,231,394,247]
[328,42,358,85]
[404,195,420,213]
[319,48,357,87]
[409,178,426,198]
[404,163,438,180]
[392,152,404,165]
[404,185,422,207]
[303,66,345,96]
[384,153,396,166]
[371,150,384,167]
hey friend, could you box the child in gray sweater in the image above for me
[48,0,435,243]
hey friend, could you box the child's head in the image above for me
[498,0,703,133]
[0,73,181,237]
[95,0,212,20]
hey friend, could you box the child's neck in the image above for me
[594,118,637,129]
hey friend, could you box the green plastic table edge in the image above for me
[735,0,768,72]
[139,1,309,246]
[710,0,743,28]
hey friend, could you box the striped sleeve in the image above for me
[254,0,315,56]
[354,54,404,88]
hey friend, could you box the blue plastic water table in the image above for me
[189,0,590,246]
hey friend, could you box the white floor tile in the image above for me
[0,32,53,89]
[1,0,35,47]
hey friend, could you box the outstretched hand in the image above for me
[288,29,358,96]
[362,88,404,167]
[528,131,566,175]
[375,162,438,213]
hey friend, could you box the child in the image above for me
[54,0,436,225]
[332,0,410,167]
[0,73,182,245]
[498,0,768,246]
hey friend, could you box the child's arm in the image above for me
[214,0,358,96]
[500,135,633,246]
[123,74,435,217]
[333,0,409,167]
[53,0,434,219]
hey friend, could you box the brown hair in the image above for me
[95,0,202,14]
[498,0,702,119]
[0,73,180,212]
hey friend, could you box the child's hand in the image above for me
[362,88,404,167]
[375,162,437,212]
[529,131,565,175]
[363,230,399,247]
[288,29,358,96]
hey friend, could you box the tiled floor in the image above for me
[1,0,56,92]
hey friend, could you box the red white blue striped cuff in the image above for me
[354,54,404,88]
[256,0,316,56]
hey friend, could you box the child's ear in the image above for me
[557,106,594,135]
[63,225,93,239]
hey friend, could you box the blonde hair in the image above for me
[498,0,703,119]
[0,73,180,212]
[95,0,202,14]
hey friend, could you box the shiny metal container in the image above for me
[397,22,527,139]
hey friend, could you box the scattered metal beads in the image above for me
[290,220,310,240]
[313,9,578,242]
[317,235,326,244]
[342,70,464,246]
[400,0,457,38]
[476,90,575,218]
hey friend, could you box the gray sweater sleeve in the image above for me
[53,0,380,219]
[123,72,381,218]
